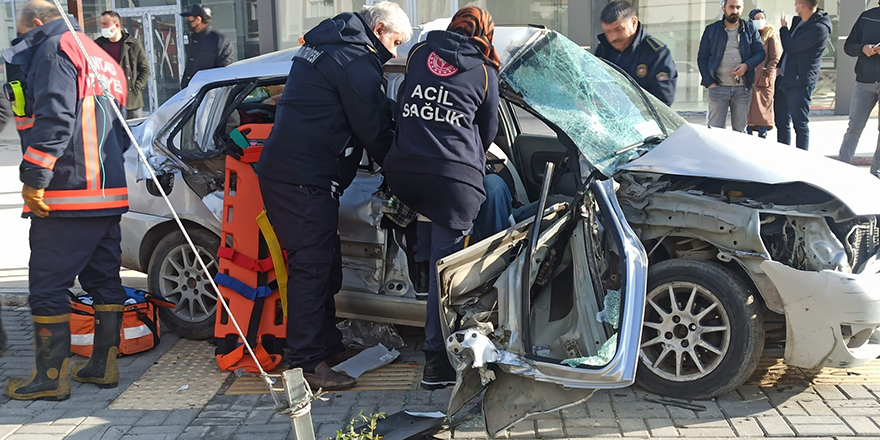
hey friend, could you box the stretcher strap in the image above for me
[216,342,276,371]
[216,246,277,273]
[256,211,289,317]
[213,273,277,301]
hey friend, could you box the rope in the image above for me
[48,0,281,407]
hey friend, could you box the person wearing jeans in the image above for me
[837,3,880,177]
[697,0,764,132]
[774,0,831,150]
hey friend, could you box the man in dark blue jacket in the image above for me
[3,0,129,401]
[698,0,765,132]
[595,1,678,106]
[837,2,880,175]
[256,2,410,391]
[774,0,831,150]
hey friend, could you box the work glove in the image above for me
[22,184,50,218]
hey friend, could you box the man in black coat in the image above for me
[256,1,411,391]
[179,4,233,88]
[774,0,831,150]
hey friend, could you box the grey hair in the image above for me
[361,1,412,42]
[19,1,62,26]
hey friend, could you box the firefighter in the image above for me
[3,0,129,401]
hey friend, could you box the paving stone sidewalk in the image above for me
[3,305,880,440]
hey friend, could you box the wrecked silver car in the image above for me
[122,22,880,413]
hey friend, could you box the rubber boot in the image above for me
[4,315,71,401]
[71,305,123,388]
[420,350,456,390]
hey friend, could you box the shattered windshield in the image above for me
[502,31,685,176]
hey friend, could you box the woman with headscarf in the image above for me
[382,6,500,390]
[747,8,781,138]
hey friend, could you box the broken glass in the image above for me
[561,333,618,367]
[596,289,621,330]
[501,31,684,176]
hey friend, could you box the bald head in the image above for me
[17,0,61,35]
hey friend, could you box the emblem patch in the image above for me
[656,72,669,82]
[636,64,648,78]
[427,52,458,77]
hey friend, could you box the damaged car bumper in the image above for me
[762,261,880,370]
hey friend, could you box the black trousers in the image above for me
[258,176,343,372]
[28,215,127,316]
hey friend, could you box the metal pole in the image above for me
[282,369,317,440]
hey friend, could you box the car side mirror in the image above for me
[146,173,174,197]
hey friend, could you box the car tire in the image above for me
[148,229,220,340]
[636,258,764,400]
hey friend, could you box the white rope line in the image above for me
[47,0,280,405]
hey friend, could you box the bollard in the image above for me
[281,368,317,440]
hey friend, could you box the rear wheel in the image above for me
[148,229,219,340]
[636,259,763,399]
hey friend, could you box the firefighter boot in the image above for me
[4,315,71,401]
[71,305,123,388]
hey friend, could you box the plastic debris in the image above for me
[337,319,405,350]
[175,384,189,393]
[595,290,621,329]
[533,345,552,357]
[561,333,618,367]
[332,343,400,378]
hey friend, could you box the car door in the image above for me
[437,173,647,436]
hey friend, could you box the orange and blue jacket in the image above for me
[4,19,129,218]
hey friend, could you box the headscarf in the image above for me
[448,7,500,70]
[749,8,765,20]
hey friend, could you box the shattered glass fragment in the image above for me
[596,290,621,330]
[560,333,618,367]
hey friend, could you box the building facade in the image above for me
[0,0,869,113]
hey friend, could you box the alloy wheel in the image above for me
[158,244,218,323]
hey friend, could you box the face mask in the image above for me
[753,19,766,30]
[100,26,115,39]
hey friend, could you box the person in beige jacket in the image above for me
[747,8,781,138]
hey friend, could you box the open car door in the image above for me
[437,175,647,436]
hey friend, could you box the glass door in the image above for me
[117,5,185,115]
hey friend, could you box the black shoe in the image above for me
[421,350,456,390]
[303,361,357,391]
[5,315,71,401]
[71,305,123,388]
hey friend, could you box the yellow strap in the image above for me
[482,65,488,100]
[463,235,470,249]
[256,211,288,317]
[9,81,25,117]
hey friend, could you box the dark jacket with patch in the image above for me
[777,10,832,88]
[383,31,499,193]
[4,19,129,218]
[698,19,765,89]
[843,7,879,84]
[596,24,678,106]
[256,12,395,192]
[181,26,234,88]
[96,33,150,110]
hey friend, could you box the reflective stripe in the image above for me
[81,96,100,190]
[123,324,152,340]
[71,333,94,346]
[22,147,58,170]
[21,187,129,212]
[15,116,34,131]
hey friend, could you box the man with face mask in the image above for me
[773,0,830,151]
[94,11,149,119]
[256,1,411,391]
[698,0,765,132]
[179,4,233,88]
[595,1,678,106]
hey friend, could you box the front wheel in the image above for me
[636,259,764,400]
[148,229,220,340]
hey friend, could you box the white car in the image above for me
[122,24,880,412]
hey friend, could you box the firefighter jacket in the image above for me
[3,19,130,218]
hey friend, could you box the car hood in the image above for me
[620,123,880,216]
